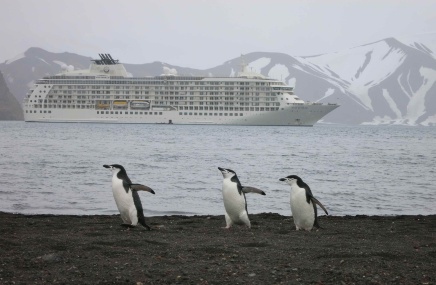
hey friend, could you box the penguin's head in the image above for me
[279,175,302,186]
[218,167,236,179]
[103,164,125,174]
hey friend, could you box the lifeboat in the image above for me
[130,100,150,109]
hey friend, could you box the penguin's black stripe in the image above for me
[230,175,243,195]
[116,167,132,193]
[230,174,248,212]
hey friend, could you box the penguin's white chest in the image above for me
[290,186,315,230]
[112,176,136,224]
[222,179,247,223]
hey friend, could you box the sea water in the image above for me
[0,121,435,216]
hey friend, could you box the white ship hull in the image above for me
[24,104,338,126]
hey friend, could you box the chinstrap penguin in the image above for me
[279,175,328,231]
[103,164,155,230]
[218,167,266,229]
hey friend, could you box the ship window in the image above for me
[240,113,243,116]
[140,112,143,115]
[125,112,128,114]
[115,112,118,114]
[229,113,233,116]
[189,113,192,115]
[179,112,182,115]
[110,111,113,114]
[224,113,228,116]
[219,113,222,116]
[97,111,99,114]
[135,112,138,115]
[184,112,187,115]
[194,113,197,115]
[159,112,162,115]
[235,113,238,116]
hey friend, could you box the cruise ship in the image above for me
[23,54,339,126]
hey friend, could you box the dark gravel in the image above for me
[0,212,435,284]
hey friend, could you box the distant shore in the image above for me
[1,212,434,284]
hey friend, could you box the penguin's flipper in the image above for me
[132,191,151,231]
[242,186,266,195]
[311,197,329,215]
[131,184,155,194]
[311,203,322,229]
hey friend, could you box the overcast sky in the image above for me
[1,0,435,69]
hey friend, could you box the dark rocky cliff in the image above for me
[0,71,23,120]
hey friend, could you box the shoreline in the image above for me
[1,212,435,284]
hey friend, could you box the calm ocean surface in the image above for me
[0,121,435,217]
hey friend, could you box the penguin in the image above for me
[279,175,328,231]
[103,164,155,230]
[218,167,266,229]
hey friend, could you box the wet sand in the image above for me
[0,212,435,284]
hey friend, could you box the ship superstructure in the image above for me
[23,54,339,125]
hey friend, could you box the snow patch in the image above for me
[268,64,289,81]
[420,114,436,126]
[37,57,50,65]
[397,71,413,99]
[6,74,14,84]
[230,68,236,77]
[5,53,25,65]
[306,41,407,110]
[317,88,335,102]
[397,32,436,59]
[247,57,271,73]
[53,60,67,67]
[405,67,436,124]
[382,89,402,118]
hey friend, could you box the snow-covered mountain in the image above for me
[1,38,435,125]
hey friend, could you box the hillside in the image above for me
[0,71,22,120]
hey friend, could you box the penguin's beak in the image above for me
[279,178,286,181]
[218,167,224,171]
[103,165,110,169]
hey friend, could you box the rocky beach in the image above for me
[0,212,435,284]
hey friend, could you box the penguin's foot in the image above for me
[138,221,152,231]
[121,224,135,229]
[143,225,152,231]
